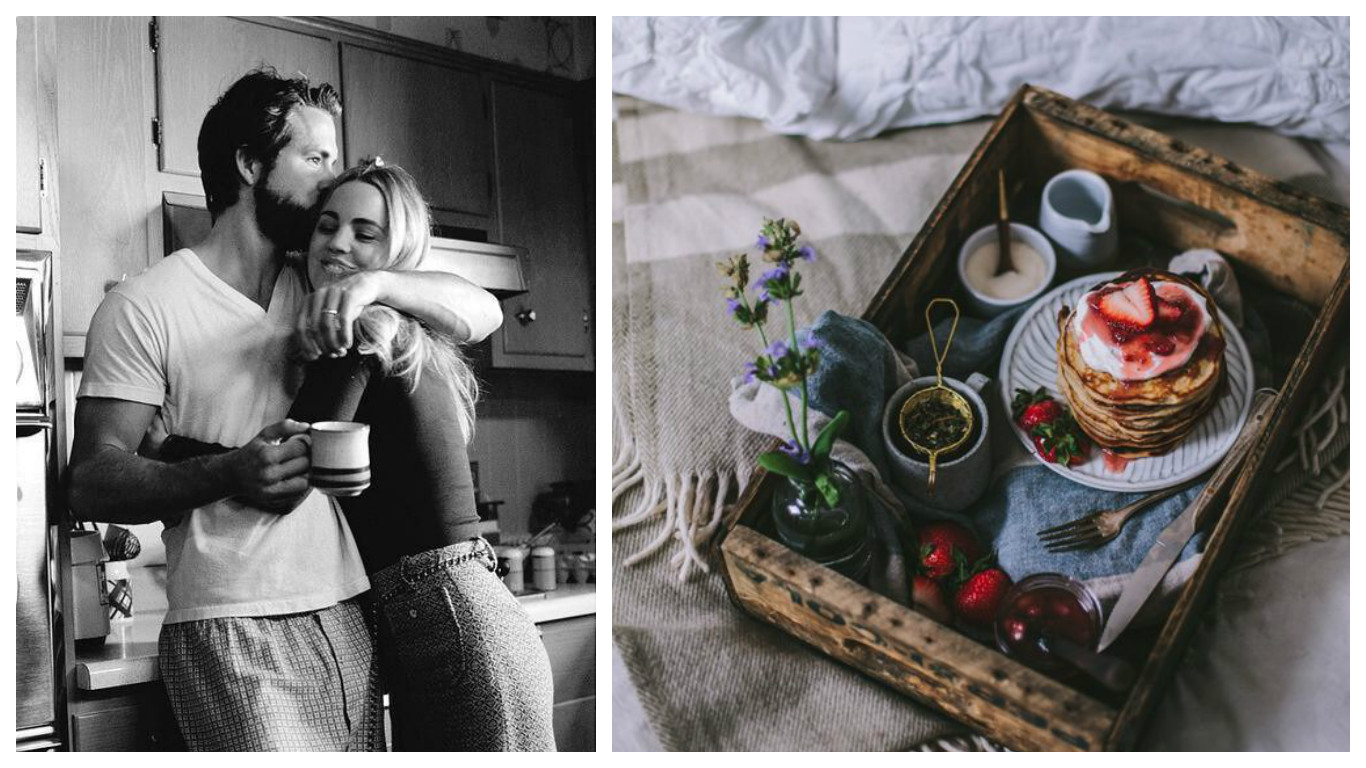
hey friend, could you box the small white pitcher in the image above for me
[1040,169,1117,270]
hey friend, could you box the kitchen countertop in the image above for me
[75,570,596,691]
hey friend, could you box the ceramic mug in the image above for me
[308,421,371,497]
[882,373,993,513]
[1039,169,1118,270]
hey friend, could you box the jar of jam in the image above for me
[994,573,1102,673]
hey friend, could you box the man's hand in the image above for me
[294,272,382,360]
[221,419,314,513]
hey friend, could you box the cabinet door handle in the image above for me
[516,309,537,325]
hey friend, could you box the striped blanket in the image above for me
[611,95,987,749]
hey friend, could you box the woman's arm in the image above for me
[295,270,503,360]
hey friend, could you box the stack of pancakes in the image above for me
[1055,269,1226,458]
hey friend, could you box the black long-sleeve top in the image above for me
[286,351,482,575]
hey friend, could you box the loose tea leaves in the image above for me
[902,396,970,453]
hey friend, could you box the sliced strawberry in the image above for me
[1098,277,1155,329]
[1031,414,1089,466]
[1142,334,1176,357]
[1156,298,1184,324]
[1123,277,1157,321]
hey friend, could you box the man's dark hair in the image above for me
[197,67,341,220]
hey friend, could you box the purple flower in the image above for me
[757,234,771,250]
[753,265,789,291]
[756,287,772,304]
[742,362,759,383]
[725,297,741,316]
[779,439,811,464]
[797,330,821,351]
[766,339,790,359]
[798,245,816,262]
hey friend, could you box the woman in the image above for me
[163,160,556,751]
[293,160,556,751]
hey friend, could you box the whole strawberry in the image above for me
[1011,387,1062,431]
[917,522,983,580]
[954,567,1013,626]
[911,575,952,623]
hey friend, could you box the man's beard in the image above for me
[254,173,316,253]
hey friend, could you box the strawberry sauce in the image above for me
[995,577,1102,673]
[1102,450,1131,474]
[1081,281,1207,380]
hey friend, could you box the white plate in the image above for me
[997,272,1254,492]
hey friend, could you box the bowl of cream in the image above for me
[957,222,1056,317]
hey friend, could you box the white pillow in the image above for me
[613,16,1349,142]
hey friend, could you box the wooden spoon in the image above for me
[995,169,1014,276]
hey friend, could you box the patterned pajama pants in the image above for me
[159,596,384,751]
[372,538,557,751]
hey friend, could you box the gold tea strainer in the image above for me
[898,297,974,495]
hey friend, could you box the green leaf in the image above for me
[757,451,814,482]
[814,472,842,507]
[810,410,850,463]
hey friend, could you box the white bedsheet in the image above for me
[614,17,1349,142]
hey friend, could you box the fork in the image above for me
[1037,481,1196,552]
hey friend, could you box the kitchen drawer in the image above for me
[69,684,184,752]
[540,614,594,704]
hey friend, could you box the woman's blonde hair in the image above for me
[319,159,479,441]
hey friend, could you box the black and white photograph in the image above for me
[15,15,596,752]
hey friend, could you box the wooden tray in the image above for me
[717,85,1349,751]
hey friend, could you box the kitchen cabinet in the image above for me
[540,614,595,751]
[17,16,44,234]
[340,44,492,221]
[153,17,341,177]
[53,17,155,357]
[39,16,591,359]
[489,80,593,371]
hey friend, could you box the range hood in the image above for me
[163,192,528,297]
[421,237,527,298]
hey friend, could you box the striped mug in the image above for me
[309,421,371,497]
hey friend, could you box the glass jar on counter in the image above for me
[494,546,526,593]
[530,546,558,591]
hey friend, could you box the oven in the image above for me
[15,249,63,751]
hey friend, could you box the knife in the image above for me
[1096,389,1277,652]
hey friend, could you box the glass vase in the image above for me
[770,461,872,582]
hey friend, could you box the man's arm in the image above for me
[66,397,313,525]
[296,269,503,359]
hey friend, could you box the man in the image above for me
[65,69,500,751]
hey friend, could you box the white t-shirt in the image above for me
[78,249,369,624]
